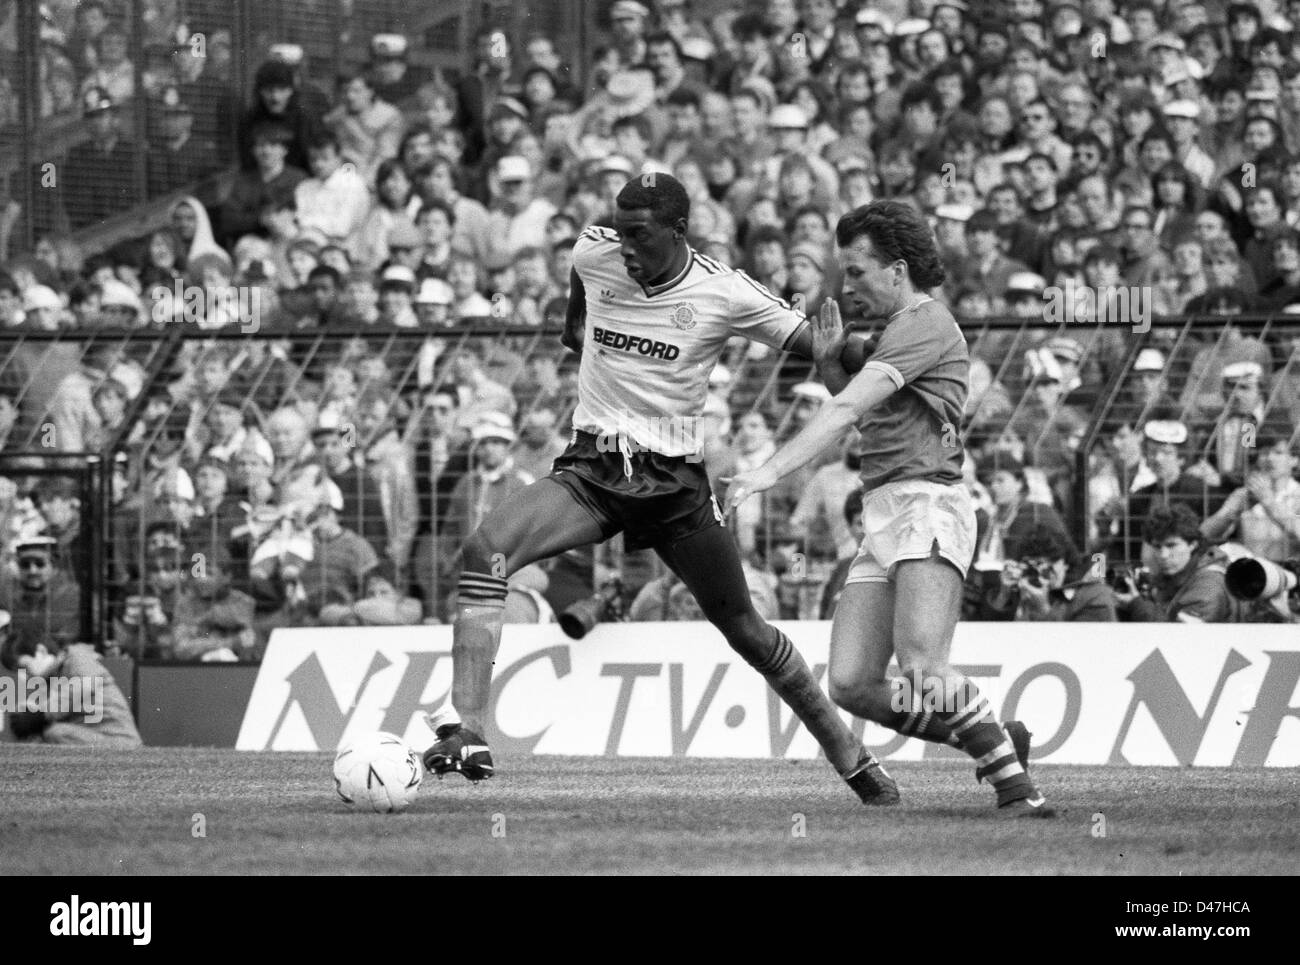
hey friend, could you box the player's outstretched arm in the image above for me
[561,268,586,355]
[723,367,896,516]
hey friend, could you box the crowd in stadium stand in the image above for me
[0,0,1299,660]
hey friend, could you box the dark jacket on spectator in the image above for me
[983,564,1119,622]
[1120,546,1236,623]
[236,93,325,172]
[219,165,308,244]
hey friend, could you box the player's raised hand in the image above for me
[811,298,847,368]
[721,465,779,519]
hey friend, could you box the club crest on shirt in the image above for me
[670,302,697,330]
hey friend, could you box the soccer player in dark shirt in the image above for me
[727,201,1053,816]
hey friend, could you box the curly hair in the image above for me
[835,200,947,289]
[1141,504,1203,547]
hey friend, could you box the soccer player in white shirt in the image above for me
[726,201,1053,816]
[423,174,898,805]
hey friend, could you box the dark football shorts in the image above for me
[547,430,725,552]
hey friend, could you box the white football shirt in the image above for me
[570,225,807,457]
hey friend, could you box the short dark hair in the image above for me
[645,31,683,62]
[615,173,690,228]
[665,86,701,110]
[307,265,342,287]
[1142,504,1203,546]
[835,200,947,289]
[732,12,771,41]
[417,197,457,227]
[306,131,341,154]
[1018,524,1078,567]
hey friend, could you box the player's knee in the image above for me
[716,611,769,660]
[828,671,887,721]
[460,531,505,578]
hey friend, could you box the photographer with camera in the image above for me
[985,525,1118,622]
[1117,505,1235,623]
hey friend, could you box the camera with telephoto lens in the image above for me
[558,578,627,639]
[1225,557,1300,601]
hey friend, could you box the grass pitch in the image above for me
[2,746,1297,875]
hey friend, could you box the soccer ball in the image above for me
[333,731,423,813]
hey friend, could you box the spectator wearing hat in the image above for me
[294,132,372,252]
[368,32,427,109]
[1101,419,1226,563]
[486,155,557,262]
[1113,348,1179,426]
[1161,99,1215,189]
[377,265,419,327]
[1192,361,1296,489]
[281,479,380,606]
[217,120,308,247]
[609,0,652,67]
[440,415,534,582]
[1043,336,1099,411]
[325,68,405,185]
[762,102,839,202]
[62,87,139,230]
[236,58,327,173]
[19,285,64,331]
[415,277,456,327]
[0,536,81,649]
[147,86,219,196]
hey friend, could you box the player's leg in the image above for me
[657,525,897,804]
[425,477,608,779]
[892,548,1049,815]
[827,579,963,749]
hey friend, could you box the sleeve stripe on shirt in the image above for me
[694,251,725,273]
[781,316,811,351]
[580,226,619,243]
[692,252,719,275]
[735,269,792,310]
[863,359,905,389]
